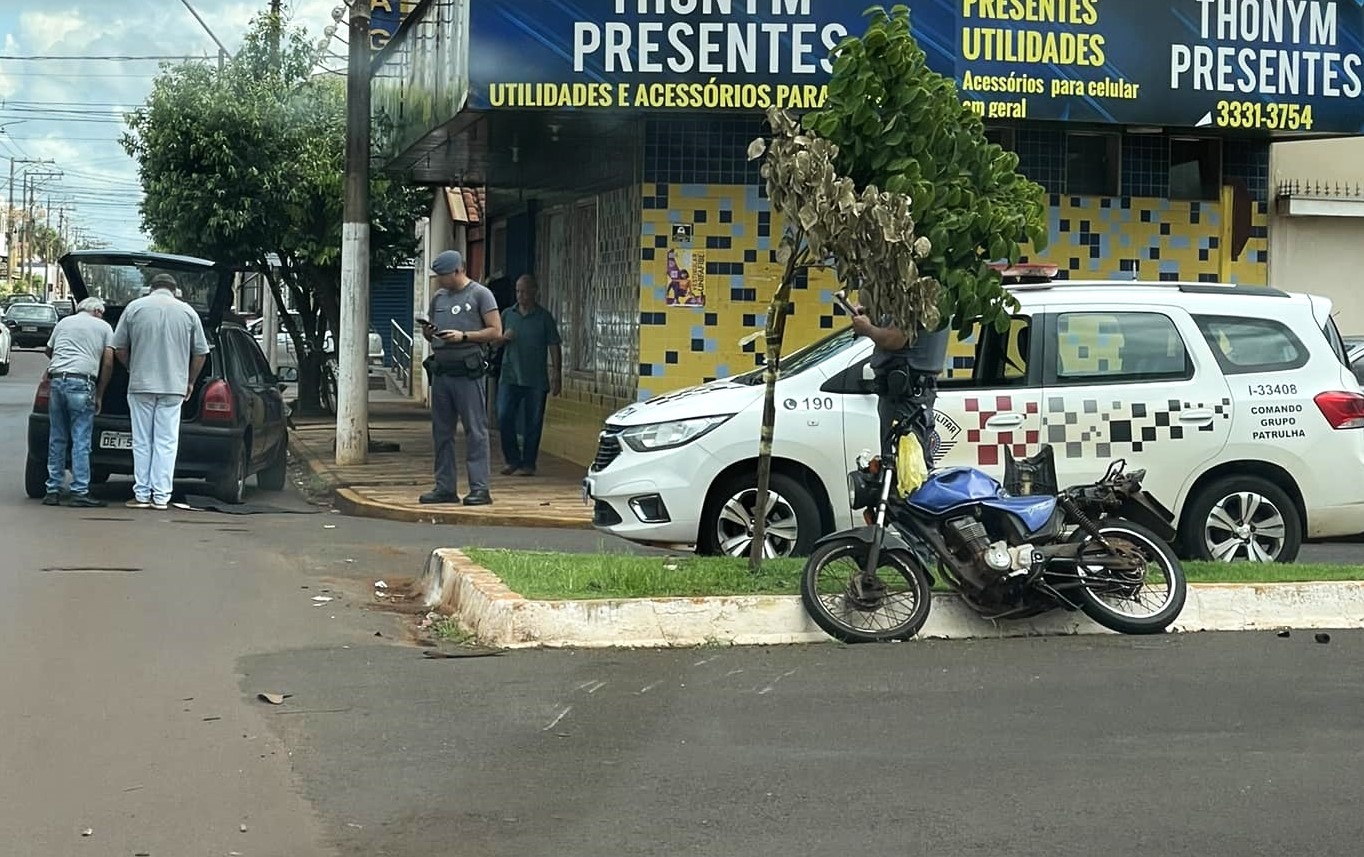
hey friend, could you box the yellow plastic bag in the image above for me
[897,433,928,496]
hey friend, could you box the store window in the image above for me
[984,127,1016,150]
[1169,138,1222,201]
[1065,133,1120,196]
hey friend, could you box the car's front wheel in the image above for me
[698,472,821,559]
[0,360,10,377]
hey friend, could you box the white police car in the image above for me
[583,280,1364,563]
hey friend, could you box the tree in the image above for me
[743,5,1048,569]
[121,9,427,413]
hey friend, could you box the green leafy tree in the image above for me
[743,5,1048,569]
[804,4,1048,336]
[122,9,427,412]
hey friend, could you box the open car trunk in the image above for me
[60,250,232,422]
[94,304,217,421]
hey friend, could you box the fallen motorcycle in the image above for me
[800,443,1188,642]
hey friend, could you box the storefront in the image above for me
[374,0,1364,465]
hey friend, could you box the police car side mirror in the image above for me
[861,363,875,382]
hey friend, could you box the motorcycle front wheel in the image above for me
[800,536,933,643]
[1071,519,1187,635]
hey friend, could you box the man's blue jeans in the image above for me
[47,375,97,496]
[498,383,548,471]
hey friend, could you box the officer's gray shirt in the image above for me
[869,320,950,375]
[111,289,211,395]
[429,282,497,363]
[47,312,114,378]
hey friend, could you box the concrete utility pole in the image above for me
[6,157,54,287]
[335,2,372,465]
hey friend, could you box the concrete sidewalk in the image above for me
[289,391,592,529]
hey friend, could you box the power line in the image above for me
[0,55,206,61]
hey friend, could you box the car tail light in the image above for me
[34,377,51,413]
[1314,391,1364,429]
[201,379,235,423]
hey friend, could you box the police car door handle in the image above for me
[1178,408,1215,423]
[984,413,1025,429]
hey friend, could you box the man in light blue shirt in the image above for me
[112,273,210,510]
[43,297,115,507]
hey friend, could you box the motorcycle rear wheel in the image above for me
[1072,519,1187,635]
[800,537,933,643]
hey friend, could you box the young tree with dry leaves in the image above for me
[743,5,1048,570]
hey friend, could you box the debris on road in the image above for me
[257,692,290,705]
[1315,632,1332,644]
[323,524,337,530]
[1277,629,1291,638]
[311,596,333,604]
[80,827,93,837]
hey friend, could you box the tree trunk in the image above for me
[749,238,806,571]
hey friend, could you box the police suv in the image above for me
[583,280,1364,564]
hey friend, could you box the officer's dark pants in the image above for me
[875,371,938,471]
[432,373,491,495]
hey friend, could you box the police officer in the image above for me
[851,306,950,469]
[420,250,502,506]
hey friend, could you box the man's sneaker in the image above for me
[462,490,493,507]
[419,490,460,505]
[42,492,61,506]
[66,494,107,508]
[500,465,519,476]
[125,499,152,509]
[151,501,170,511]
[515,468,536,477]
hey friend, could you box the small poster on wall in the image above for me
[665,223,705,308]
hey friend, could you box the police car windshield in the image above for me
[738,326,855,384]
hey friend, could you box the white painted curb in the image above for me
[420,549,1364,649]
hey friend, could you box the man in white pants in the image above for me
[112,273,210,510]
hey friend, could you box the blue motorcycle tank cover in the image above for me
[908,467,1058,533]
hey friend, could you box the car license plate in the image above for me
[21,326,36,332]
[99,431,133,450]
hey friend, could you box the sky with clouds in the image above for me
[0,0,345,252]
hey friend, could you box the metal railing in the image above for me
[391,319,413,396]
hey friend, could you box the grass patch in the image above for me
[463,548,1364,601]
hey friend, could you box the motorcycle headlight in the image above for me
[848,470,880,511]
[620,415,732,452]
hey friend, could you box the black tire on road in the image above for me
[90,470,110,485]
[257,439,288,492]
[212,442,248,505]
[1073,519,1187,635]
[799,536,933,643]
[697,471,821,559]
[0,361,9,376]
[24,456,46,499]
[1181,475,1302,564]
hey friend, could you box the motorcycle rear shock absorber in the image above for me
[1058,493,1111,549]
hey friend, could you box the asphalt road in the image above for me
[3,348,1364,856]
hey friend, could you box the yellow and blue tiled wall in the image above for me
[634,118,1272,398]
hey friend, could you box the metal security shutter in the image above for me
[370,268,414,367]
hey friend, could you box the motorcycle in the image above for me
[800,429,1189,643]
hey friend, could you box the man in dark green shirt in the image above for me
[497,275,562,476]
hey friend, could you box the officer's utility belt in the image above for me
[874,368,937,402]
[424,351,487,380]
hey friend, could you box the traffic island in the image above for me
[415,548,1364,649]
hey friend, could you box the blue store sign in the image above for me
[467,0,1364,133]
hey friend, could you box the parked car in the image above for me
[0,313,10,376]
[52,298,75,319]
[244,315,385,382]
[4,302,59,349]
[3,293,40,311]
[25,251,291,504]
[584,280,1364,565]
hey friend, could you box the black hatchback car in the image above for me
[4,302,59,349]
[25,251,290,504]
